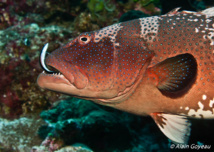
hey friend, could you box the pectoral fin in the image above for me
[147,53,197,94]
[150,113,191,144]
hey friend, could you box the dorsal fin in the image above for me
[147,53,197,93]
[166,7,181,15]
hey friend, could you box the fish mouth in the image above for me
[37,43,75,92]
[37,43,119,99]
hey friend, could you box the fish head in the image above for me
[37,22,154,102]
[37,31,117,99]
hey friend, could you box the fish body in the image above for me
[37,7,214,144]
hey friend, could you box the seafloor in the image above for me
[0,0,214,151]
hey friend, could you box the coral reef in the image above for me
[0,0,87,30]
[0,22,73,118]
[37,98,168,151]
[134,0,161,15]
[0,0,90,119]
[36,98,214,152]
[32,145,93,152]
[1,0,214,151]
[0,117,44,151]
[85,0,119,29]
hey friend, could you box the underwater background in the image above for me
[1,0,214,151]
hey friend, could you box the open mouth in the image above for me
[38,43,72,85]
[38,43,88,92]
[40,43,61,75]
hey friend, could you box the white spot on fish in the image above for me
[195,14,202,17]
[139,16,159,42]
[114,42,120,47]
[187,18,199,22]
[94,23,123,45]
[206,19,212,23]
[185,107,189,110]
[206,29,214,45]
[195,28,199,33]
[188,101,214,118]
[198,101,204,109]
[202,94,207,100]
[209,98,214,108]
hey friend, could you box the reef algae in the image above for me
[35,99,214,151]
[37,98,168,151]
[32,145,93,152]
[0,117,44,151]
[0,22,74,118]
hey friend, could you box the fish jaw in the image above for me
[37,45,92,97]
[45,51,87,89]
[37,57,120,98]
[37,53,86,96]
[37,71,119,98]
[37,72,72,92]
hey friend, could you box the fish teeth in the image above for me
[51,72,62,75]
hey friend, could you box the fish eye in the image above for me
[79,35,91,44]
[81,37,88,42]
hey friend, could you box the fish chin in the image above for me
[37,72,87,96]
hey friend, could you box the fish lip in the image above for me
[37,71,71,87]
[45,56,75,85]
[37,71,78,95]
[41,62,75,85]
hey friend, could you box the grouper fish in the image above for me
[37,7,214,144]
